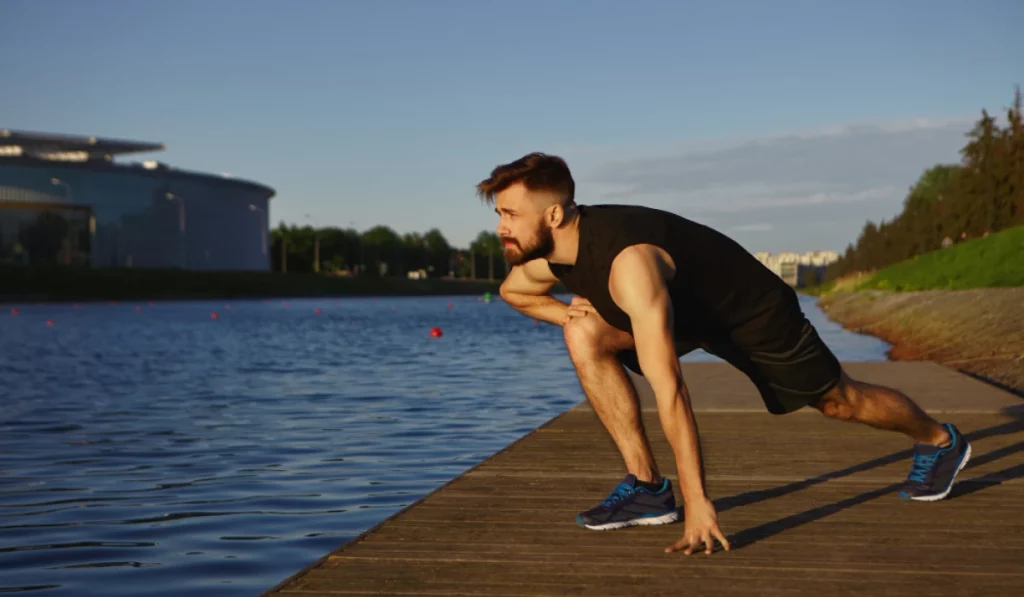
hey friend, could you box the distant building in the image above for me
[753,250,839,286]
[0,129,275,270]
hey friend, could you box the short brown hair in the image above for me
[476,152,575,205]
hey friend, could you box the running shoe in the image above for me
[576,474,680,530]
[899,422,972,501]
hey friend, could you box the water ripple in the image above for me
[0,294,887,596]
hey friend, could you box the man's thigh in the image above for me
[714,319,843,415]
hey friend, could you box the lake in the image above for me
[0,293,890,595]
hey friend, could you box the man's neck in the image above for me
[546,212,581,266]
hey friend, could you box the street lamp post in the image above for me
[245,204,266,260]
[165,192,186,269]
[50,177,72,202]
[48,177,81,266]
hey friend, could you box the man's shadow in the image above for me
[710,405,1024,551]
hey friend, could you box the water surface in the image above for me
[0,293,889,595]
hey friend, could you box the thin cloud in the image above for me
[567,116,973,252]
[582,117,972,212]
[728,223,774,232]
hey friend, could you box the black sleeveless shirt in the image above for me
[547,204,801,348]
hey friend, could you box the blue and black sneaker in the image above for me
[576,474,680,531]
[899,422,972,501]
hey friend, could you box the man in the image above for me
[476,152,972,557]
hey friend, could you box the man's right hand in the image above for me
[499,260,568,326]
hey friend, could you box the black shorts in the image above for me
[618,318,842,415]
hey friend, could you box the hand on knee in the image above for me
[564,316,604,362]
[563,313,632,363]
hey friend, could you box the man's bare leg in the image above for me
[815,370,950,445]
[815,369,971,501]
[563,311,660,482]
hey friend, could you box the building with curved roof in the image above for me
[0,129,275,270]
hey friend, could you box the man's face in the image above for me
[494,183,555,266]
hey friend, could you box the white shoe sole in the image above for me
[908,442,972,502]
[580,510,680,531]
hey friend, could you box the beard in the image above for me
[502,224,554,266]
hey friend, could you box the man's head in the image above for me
[476,152,576,266]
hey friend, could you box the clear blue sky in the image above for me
[2,0,1020,252]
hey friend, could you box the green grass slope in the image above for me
[853,225,1024,292]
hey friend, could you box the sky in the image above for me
[1,0,1021,253]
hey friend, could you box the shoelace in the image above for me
[907,451,939,484]
[600,483,634,508]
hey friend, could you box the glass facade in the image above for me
[0,202,92,266]
[0,159,274,270]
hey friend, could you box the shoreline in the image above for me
[0,265,510,303]
[817,287,1024,397]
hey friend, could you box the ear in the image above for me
[546,203,565,228]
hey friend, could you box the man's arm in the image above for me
[499,259,570,326]
[608,244,729,555]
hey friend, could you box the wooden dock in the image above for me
[263,362,1024,596]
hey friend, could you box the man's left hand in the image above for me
[562,296,596,324]
[665,497,730,555]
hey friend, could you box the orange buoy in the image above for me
[46,319,55,327]
[135,305,142,312]
[429,326,443,338]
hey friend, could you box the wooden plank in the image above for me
[261,364,1024,596]
[621,361,1024,413]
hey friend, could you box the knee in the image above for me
[563,316,605,361]
[814,376,862,421]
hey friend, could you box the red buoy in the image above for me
[46,319,55,327]
[210,312,219,319]
[429,326,443,338]
[135,305,142,312]
[10,308,18,316]
[314,308,322,314]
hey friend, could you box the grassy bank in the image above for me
[811,225,1024,394]
[0,266,508,303]
[811,225,1024,296]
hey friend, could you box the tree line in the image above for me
[825,86,1023,282]
[270,224,506,280]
